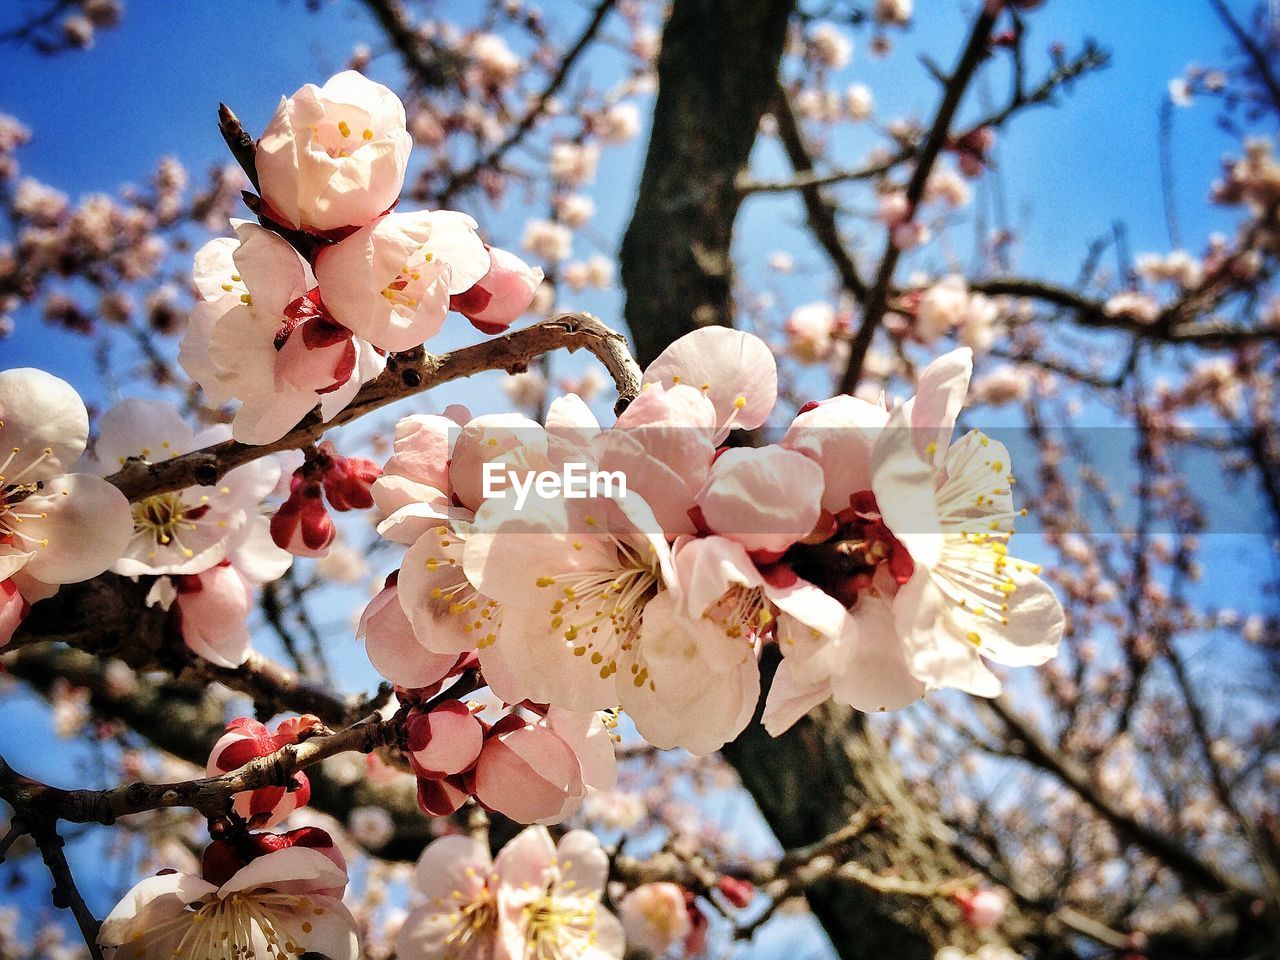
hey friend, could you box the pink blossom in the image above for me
[450,246,545,335]
[371,409,466,544]
[781,393,890,513]
[180,222,386,444]
[641,326,777,442]
[397,827,622,960]
[256,71,412,234]
[522,218,573,262]
[956,888,1009,930]
[599,103,641,144]
[594,382,717,537]
[95,400,284,576]
[694,445,825,557]
[845,83,874,120]
[785,302,847,363]
[869,354,1064,696]
[1105,290,1161,324]
[0,578,29,648]
[315,210,489,352]
[357,578,461,690]
[915,276,997,346]
[464,491,673,712]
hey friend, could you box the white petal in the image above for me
[0,368,88,480]
[22,474,133,583]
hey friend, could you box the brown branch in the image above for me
[0,717,394,826]
[29,821,104,960]
[770,86,868,300]
[739,43,1109,196]
[972,275,1280,344]
[3,645,436,861]
[838,4,1000,394]
[982,696,1262,901]
[105,312,641,503]
[436,0,619,203]
[357,0,466,89]
[1208,0,1280,113]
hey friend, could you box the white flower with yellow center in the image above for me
[465,489,671,714]
[97,846,358,960]
[0,368,132,595]
[873,406,1063,696]
[95,398,285,576]
[398,828,622,960]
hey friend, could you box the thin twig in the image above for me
[838,4,1000,394]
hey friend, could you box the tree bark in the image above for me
[619,0,794,367]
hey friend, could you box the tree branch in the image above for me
[105,312,641,503]
[982,696,1262,901]
[838,4,1000,394]
[437,0,619,203]
[0,717,395,826]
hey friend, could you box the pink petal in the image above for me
[406,701,484,778]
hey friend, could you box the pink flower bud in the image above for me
[318,440,381,511]
[271,476,335,558]
[450,246,544,335]
[206,716,323,829]
[406,700,484,778]
[416,773,471,817]
[473,715,584,824]
[201,826,346,895]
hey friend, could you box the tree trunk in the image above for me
[619,0,794,367]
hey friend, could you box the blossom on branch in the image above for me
[256,71,412,235]
[0,368,132,644]
[98,827,358,960]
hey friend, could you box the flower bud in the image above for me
[450,246,544,335]
[406,700,484,778]
[206,716,322,828]
[473,715,584,824]
[416,774,471,817]
[256,71,412,234]
[271,476,335,558]
[956,888,1009,930]
[318,440,382,511]
[716,875,755,908]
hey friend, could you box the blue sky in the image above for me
[0,0,1276,949]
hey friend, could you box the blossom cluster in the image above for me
[367,324,1063,758]
[178,71,542,444]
